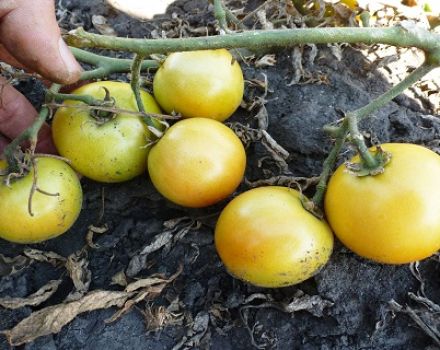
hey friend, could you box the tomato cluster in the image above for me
[2,48,439,290]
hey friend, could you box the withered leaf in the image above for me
[91,15,117,36]
[0,253,30,277]
[65,250,92,301]
[111,270,128,287]
[127,217,193,277]
[0,279,62,309]
[107,265,183,323]
[2,290,133,346]
[240,290,333,317]
[86,224,109,249]
[172,311,210,350]
[23,249,66,267]
[127,230,174,277]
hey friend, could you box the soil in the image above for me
[1,1,440,349]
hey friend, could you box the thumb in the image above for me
[0,77,56,154]
[0,0,82,84]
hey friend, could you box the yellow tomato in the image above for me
[153,49,244,122]
[325,143,440,264]
[148,118,246,208]
[340,0,358,10]
[215,186,334,288]
[0,158,82,243]
[52,81,162,183]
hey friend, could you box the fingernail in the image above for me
[58,38,82,82]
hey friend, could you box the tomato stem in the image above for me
[49,92,102,106]
[2,84,61,174]
[130,54,158,130]
[69,47,159,81]
[346,112,379,170]
[130,54,146,114]
[66,25,440,56]
[311,62,436,208]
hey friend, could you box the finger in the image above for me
[0,0,82,84]
[0,44,25,69]
[0,134,10,155]
[0,77,56,153]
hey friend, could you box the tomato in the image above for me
[148,118,246,208]
[325,143,440,264]
[0,158,82,243]
[215,186,334,288]
[52,81,162,183]
[153,49,244,122]
[339,0,358,10]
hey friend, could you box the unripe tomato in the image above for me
[325,143,440,264]
[215,186,334,288]
[52,81,162,183]
[153,49,244,122]
[148,118,246,208]
[0,158,82,243]
[340,0,358,10]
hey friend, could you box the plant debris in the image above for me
[2,266,182,346]
[127,217,200,277]
[64,250,92,301]
[0,279,62,309]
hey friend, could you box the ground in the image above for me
[1,0,440,349]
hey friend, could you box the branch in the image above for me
[3,84,61,173]
[67,24,440,55]
[70,47,159,81]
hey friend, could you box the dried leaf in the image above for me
[0,253,30,277]
[65,251,92,301]
[105,285,165,323]
[255,54,276,68]
[107,265,183,323]
[92,15,117,36]
[0,279,62,309]
[125,276,175,293]
[127,230,174,277]
[23,249,66,267]
[111,270,128,287]
[86,224,109,249]
[172,311,210,350]
[142,304,185,332]
[127,218,195,277]
[245,175,320,191]
[2,290,133,346]
[240,290,333,317]
[389,298,440,347]
[328,43,343,61]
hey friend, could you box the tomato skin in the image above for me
[52,81,162,183]
[153,49,244,122]
[215,186,334,288]
[325,143,440,264]
[0,158,82,244]
[148,118,246,208]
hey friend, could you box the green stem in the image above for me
[224,6,247,30]
[48,92,101,105]
[347,113,378,168]
[311,62,436,208]
[130,54,157,129]
[130,54,146,113]
[70,47,159,80]
[354,63,436,121]
[312,129,348,206]
[67,25,440,54]
[3,84,61,172]
[213,0,229,32]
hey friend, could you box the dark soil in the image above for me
[1,1,440,349]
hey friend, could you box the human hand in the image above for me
[0,0,82,155]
